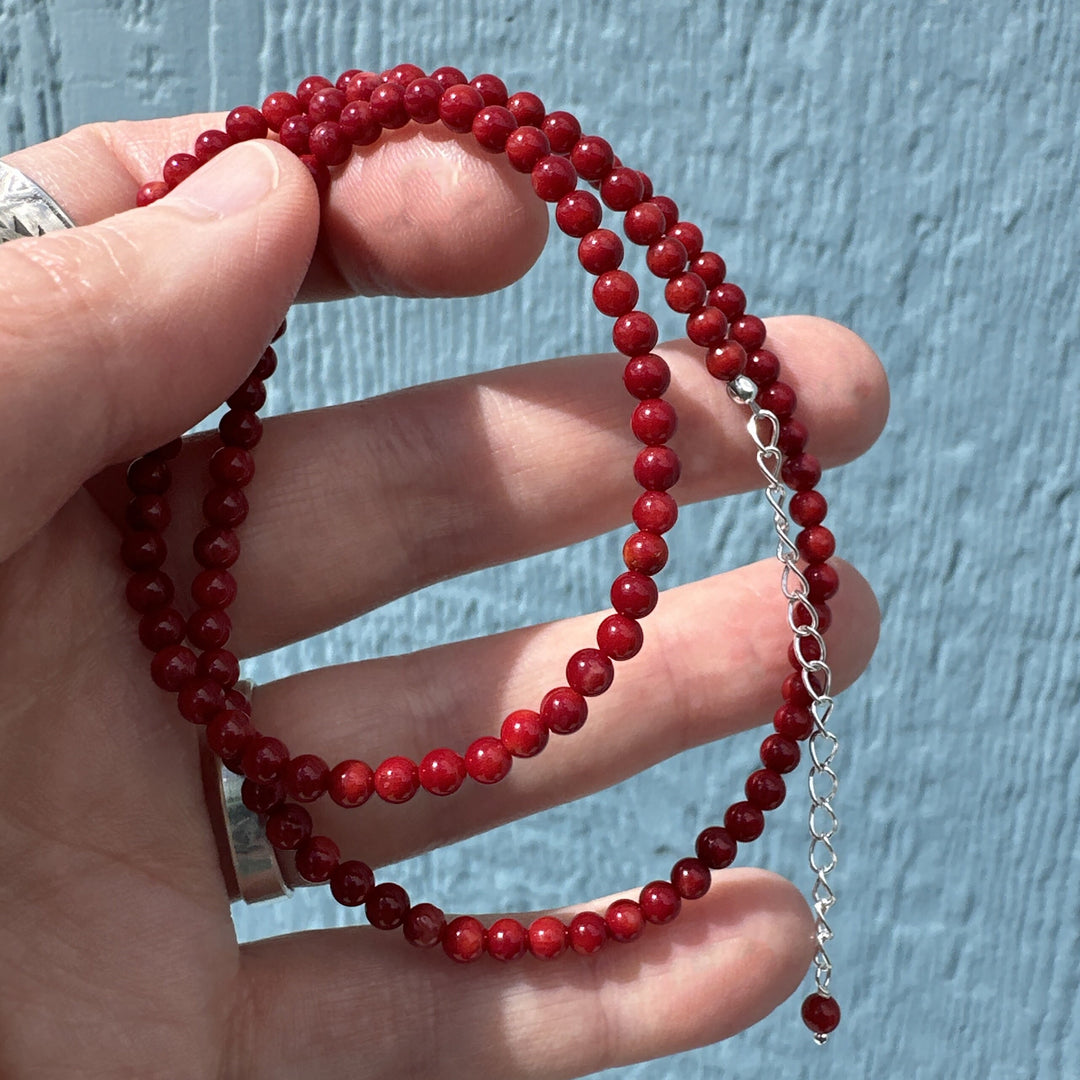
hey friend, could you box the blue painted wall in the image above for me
[4,0,1077,1076]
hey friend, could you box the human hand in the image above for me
[0,111,886,1077]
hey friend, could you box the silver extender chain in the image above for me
[727,375,840,1044]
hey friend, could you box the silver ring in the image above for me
[207,679,292,904]
[0,158,75,242]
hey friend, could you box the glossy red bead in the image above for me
[430,66,467,91]
[225,105,268,142]
[686,305,728,347]
[295,835,340,884]
[329,759,375,807]
[418,747,467,795]
[207,708,253,759]
[396,76,439,124]
[403,903,446,947]
[592,270,638,316]
[218,409,262,449]
[330,859,375,907]
[612,311,658,356]
[541,110,581,153]
[639,880,681,924]
[369,83,409,129]
[696,825,737,869]
[193,527,240,569]
[802,993,841,1035]
[439,83,485,132]
[177,676,226,725]
[623,201,666,245]
[649,195,679,230]
[577,228,624,274]
[265,803,313,850]
[704,340,746,381]
[125,501,171,538]
[307,87,346,123]
[600,167,644,211]
[791,490,828,527]
[203,486,249,528]
[555,190,602,237]
[631,398,677,445]
[374,755,420,803]
[465,736,512,784]
[163,153,199,188]
[121,530,166,571]
[126,569,173,612]
[528,916,567,959]
[757,380,797,420]
[623,353,670,399]
[261,91,303,131]
[746,768,786,811]
[778,418,810,457]
[136,180,169,206]
[506,90,545,126]
[242,734,289,782]
[296,75,333,108]
[568,911,607,955]
[760,733,800,774]
[126,456,170,494]
[486,917,527,961]
[668,221,704,260]
[335,69,362,93]
[382,63,426,87]
[469,72,507,105]
[646,237,688,277]
[670,857,711,900]
[209,446,255,487]
[241,777,284,814]
[338,101,381,145]
[442,915,485,962]
[806,562,840,603]
[708,281,747,319]
[283,754,329,802]
[691,251,725,287]
[724,801,765,842]
[797,525,836,563]
[532,154,578,201]
[781,452,822,492]
[309,121,351,166]
[605,899,644,943]
[500,709,549,758]
[539,686,588,735]
[632,490,678,533]
[570,134,614,181]
[731,314,767,352]
[197,647,237,686]
[194,129,233,164]
[664,272,707,313]
[744,347,780,388]
[774,702,815,741]
[187,607,231,650]
[610,571,658,618]
[634,446,680,491]
[191,568,237,609]
[138,607,185,651]
[622,530,668,575]
[596,613,643,661]
[150,644,197,692]
[278,114,312,155]
[566,648,614,696]
[505,126,550,172]
[472,105,517,151]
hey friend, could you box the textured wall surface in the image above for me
[3,0,1078,1077]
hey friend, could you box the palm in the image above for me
[0,113,886,1077]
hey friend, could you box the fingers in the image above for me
[91,314,886,656]
[251,557,879,870]
[231,869,814,1079]
[5,112,547,300]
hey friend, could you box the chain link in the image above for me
[727,375,840,1042]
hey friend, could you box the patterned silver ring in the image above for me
[0,158,76,242]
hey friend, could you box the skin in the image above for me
[0,114,888,1079]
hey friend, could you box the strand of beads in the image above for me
[121,64,840,1040]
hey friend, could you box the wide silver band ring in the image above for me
[0,158,76,241]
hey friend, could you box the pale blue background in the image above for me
[3,0,1078,1077]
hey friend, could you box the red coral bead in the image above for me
[577,228,624,274]
[192,568,237,609]
[163,153,199,188]
[225,105,268,142]
[177,676,226,725]
[127,456,170,494]
[218,409,262,449]
[443,916,485,962]
[570,134,614,181]
[138,607,184,651]
[241,777,284,814]
[778,418,809,457]
[634,446,681,490]
[150,644,197,692]
[187,607,231,650]
[366,881,409,928]
[797,525,836,564]
[500,709,549,758]
[693,251,726,288]
[605,899,644,943]
[568,911,607,955]
[121,530,166,570]
[194,129,233,164]
[194,527,240,569]
[646,237,688,277]
[507,90,545,126]
[265,803,312,850]
[744,347,780,388]
[612,311,659,355]
[758,380,797,420]
[307,87,346,123]
[555,190,602,237]
[126,569,173,612]
[296,75,333,108]
[209,447,255,487]
[791,490,828,527]
[774,702,815,740]
[278,114,312,155]
[403,903,446,947]
[596,613,643,661]
[369,83,409,129]
[261,91,302,132]
[623,201,666,245]
[469,72,508,105]
[632,490,678,533]
[664,272,707,313]
[400,77,441,124]
[242,734,289,782]
[330,860,374,907]
[591,269,638,316]
[671,857,711,900]
[207,708,253,759]
[631,398,677,445]
[541,110,581,153]
[374,756,420,803]
[418,748,467,795]
[430,66,468,91]
[623,353,670,398]
[309,121,351,166]
[724,801,765,842]
[668,221,704,260]
[686,305,728,347]
[650,195,679,230]
[487,917,527,961]
[696,825,737,869]
[705,340,746,381]
[760,733,801,773]
[532,154,578,201]
[296,835,340,884]
[600,166,644,211]
[731,314,767,352]
[781,452,822,492]
[472,104,517,151]
[566,648,614,696]
[639,880,682,924]
[802,993,842,1035]
[439,84,485,132]
[539,686,588,735]
[203,486,249,528]
[528,916,568,959]
[610,571,658,618]
[328,759,374,807]
[136,180,169,206]
[622,530,668,575]
[805,562,840,603]
[505,126,550,172]
[283,754,329,802]
[339,101,381,145]
[708,281,747,319]
[465,736,512,784]
[746,768,787,811]
[382,63,426,87]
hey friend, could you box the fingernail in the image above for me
[163,141,280,219]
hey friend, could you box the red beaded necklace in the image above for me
[121,64,842,1043]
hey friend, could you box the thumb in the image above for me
[0,138,318,560]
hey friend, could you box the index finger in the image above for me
[3,109,549,301]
